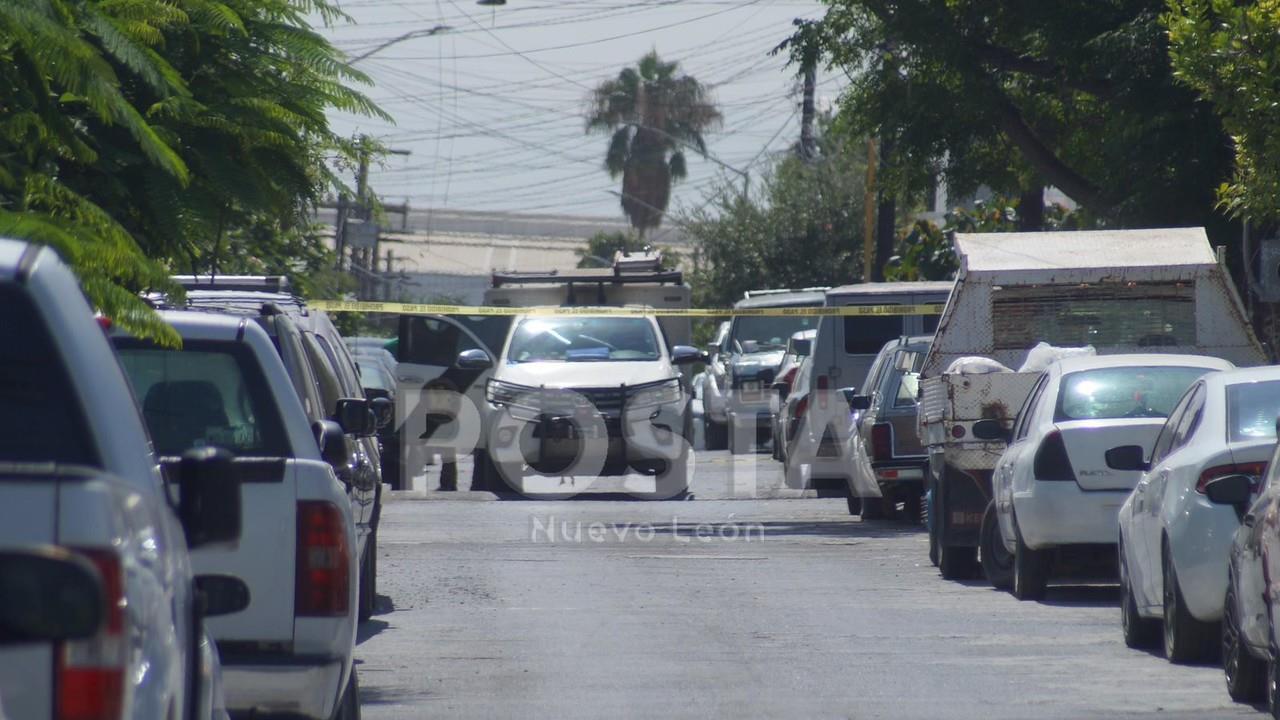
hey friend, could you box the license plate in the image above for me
[741,381,761,392]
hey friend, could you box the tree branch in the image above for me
[992,94,1111,211]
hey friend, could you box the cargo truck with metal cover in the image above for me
[918,228,1267,579]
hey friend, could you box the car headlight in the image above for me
[487,379,534,406]
[628,378,683,409]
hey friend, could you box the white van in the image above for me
[808,281,954,395]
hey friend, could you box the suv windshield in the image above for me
[508,317,660,363]
[1055,366,1212,421]
[731,316,818,351]
[116,341,289,457]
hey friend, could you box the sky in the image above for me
[319,0,842,221]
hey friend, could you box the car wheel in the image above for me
[1224,568,1266,701]
[727,416,749,455]
[332,666,360,720]
[844,484,862,516]
[357,531,377,623]
[1162,542,1218,663]
[979,501,1013,591]
[939,543,978,580]
[784,456,805,489]
[1119,539,1159,649]
[926,483,939,567]
[703,415,727,451]
[471,450,511,494]
[860,497,885,521]
[647,450,689,500]
[1011,518,1049,600]
[1268,645,1280,719]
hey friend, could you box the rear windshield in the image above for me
[731,316,818,351]
[1055,366,1213,421]
[115,341,289,457]
[843,315,903,355]
[1227,380,1280,442]
[0,285,98,465]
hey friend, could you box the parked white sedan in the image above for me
[1110,366,1280,663]
[984,355,1232,599]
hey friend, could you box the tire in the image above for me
[471,449,508,494]
[728,416,750,455]
[704,415,728,451]
[1269,647,1280,719]
[845,484,862,516]
[784,457,805,489]
[647,451,689,500]
[939,543,978,580]
[1223,568,1266,702]
[1012,519,1049,601]
[979,501,1013,591]
[860,497,885,521]
[357,531,377,623]
[926,482,939,567]
[1162,542,1218,663]
[1119,539,1159,649]
[331,666,360,720]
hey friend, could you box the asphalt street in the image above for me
[355,450,1263,719]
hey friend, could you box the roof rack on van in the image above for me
[741,287,831,299]
[172,275,291,293]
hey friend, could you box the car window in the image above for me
[1149,388,1194,466]
[1011,374,1049,441]
[1055,366,1213,421]
[1169,384,1207,454]
[508,317,660,362]
[0,285,99,465]
[272,316,323,423]
[314,333,361,398]
[1226,380,1280,442]
[732,315,818,351]
[843,313,903,355]
[115,340,289,458]
[302,333,344,417]
[892,370,921,408]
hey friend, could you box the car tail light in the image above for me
[1032,430,1075,482]
[1196,462,1267,494]
[871,423,893,461]
[794,394,810,421]
[779,367,798,387]
[296,501,350,617]
[58,549,125,720]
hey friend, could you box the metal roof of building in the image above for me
[956,228,1215,273]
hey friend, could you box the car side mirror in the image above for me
[0,547,103,645]
[369,396,394,430]
[771,381,790,401]
[971,419,1011,442]
[670,345,702,365]
[1204,474,1254,511]
[741,340,759,354]
[335,398,374,436]
[704,343,719,359]
[196,574,251,618]
[177,447,241,549]
[456,348,493,370]
[1105,445,1150,472]
[849,394,872,411]
[314,419,351,469]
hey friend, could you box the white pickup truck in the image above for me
[113,308,367,720]
[0,239,242,720]
[918,228,1267,579]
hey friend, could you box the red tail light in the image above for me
[1196,462,1266,494]
[296,501,350,617]
[1033,430,1076,482]
[871,423,893,461]
[58,549,125,720]
[794,394,810,421]
[779,367,798,387]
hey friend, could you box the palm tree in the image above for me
[586,51,721,239]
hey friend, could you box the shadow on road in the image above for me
[358,683,436,706]
[639,519,925,541]
[357,618,390,645]
[1037,584,1120,609]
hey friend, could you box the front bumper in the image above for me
[489,403,688,474]
[222,656,345,720]
[1012,484,1128,551]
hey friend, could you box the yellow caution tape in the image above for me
[307,299,943,318]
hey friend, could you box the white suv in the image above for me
[469,313,701,498]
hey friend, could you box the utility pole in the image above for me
[332,135,410,297]
[862,138,878,283]
[798,62,817,161]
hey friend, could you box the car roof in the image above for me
[1201,365,1280,388]
[826,280,954,296]
[791,329,818,341]
[734,290,827,309]
[1052,353,1235,374]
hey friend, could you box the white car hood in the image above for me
[497,360,673,389]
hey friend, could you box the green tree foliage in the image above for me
[684,124,868,309]
[0,0,386,342]
[1166,0,1280,224]
[586,52,721,239]
[796,2,1232,228]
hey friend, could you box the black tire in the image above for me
[860,497,885,521]
[704,415,728,451]
[927,480,940,567]
[844,481,862,515]
[1269,647,1280,719]
[784,456,805,489]
[1224,568,1266,702]
[979,501,1013,590]
[331,666,360,720]
[1162,542,1218,663]
[1119,539,1160,649]
[357,531,376,623]
[1011,519,1049,601]
[647,451,689,500]
[471,449,508,494]
[939,543,978,580]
